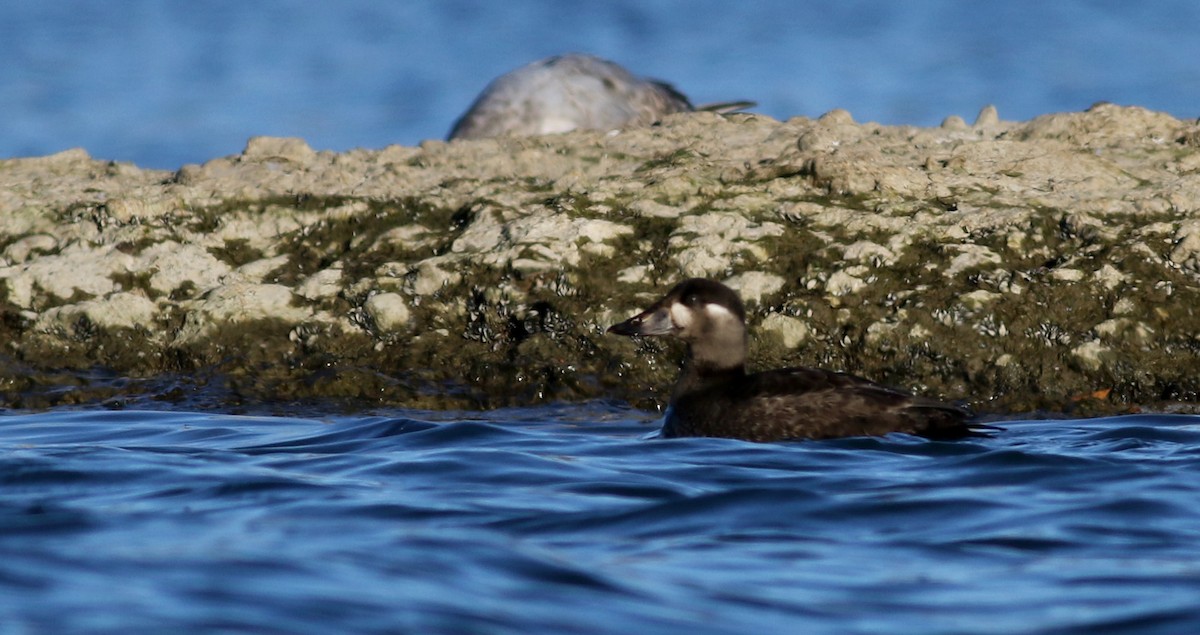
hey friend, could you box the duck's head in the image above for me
[607,278,747,371]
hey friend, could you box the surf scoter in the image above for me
[448,53,753,140]
[607,278,979,442]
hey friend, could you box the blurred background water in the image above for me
[2,0,1198,169]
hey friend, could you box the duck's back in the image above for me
[664,366,973,442]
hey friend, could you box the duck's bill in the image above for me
[607,306,674,337]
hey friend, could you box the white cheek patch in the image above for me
[702,302,738,325]
[669,303,694,329]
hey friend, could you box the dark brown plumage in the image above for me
[607,278,980,442]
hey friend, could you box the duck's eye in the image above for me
[683,293,701,307]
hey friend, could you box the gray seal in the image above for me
[449,53,752,140]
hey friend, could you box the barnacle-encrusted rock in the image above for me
[2,104,1200,414]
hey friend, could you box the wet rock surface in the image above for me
[3,104,1199,415]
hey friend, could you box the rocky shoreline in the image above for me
[3,104,1199,414]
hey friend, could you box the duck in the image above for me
[448,53,753,140]
[607,278,981,442]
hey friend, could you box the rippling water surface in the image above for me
[2,405,1199,633]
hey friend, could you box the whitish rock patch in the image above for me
[1,243,134,309]
[36,291,159,332]
[364,292,411,333]
[174,282,310,343]
[671,212,786,278]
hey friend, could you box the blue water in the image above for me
[2,1,1199,168]
[3,405,1199,633]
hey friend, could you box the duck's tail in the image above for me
[906,400,1000,440]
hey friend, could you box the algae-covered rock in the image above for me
[2,104,1200,414]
